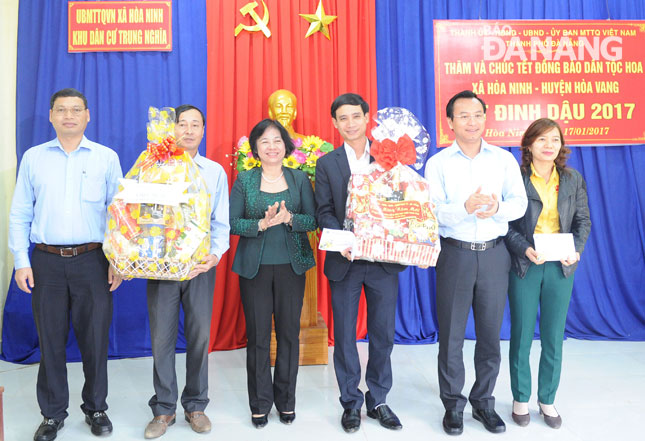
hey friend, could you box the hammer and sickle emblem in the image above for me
[234,0,271,38]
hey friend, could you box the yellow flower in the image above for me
[166,229,177,240]
[108,219,117,230]
[137,238,145,246]
[283,156,299,168]
[238,141,251,153]
[305,155,319,167]
[148,263,158,272]
[301,135,323,152]
[149,226,162,236]
[120,225,129,235]
[117,261,126,270]
[128,251,139,261]
[170,265,179,273]
[243,156,260,170]
[130,207,140,219]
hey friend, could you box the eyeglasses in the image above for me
[454,113,486,123]
[53,106,86,116]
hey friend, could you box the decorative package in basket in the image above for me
[343,107,440,267]
[103,107,211,280]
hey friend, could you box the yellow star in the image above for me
[299,0,337,40]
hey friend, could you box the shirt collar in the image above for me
[447,138,492,158]
[192,152,205,168]
[344,138,370,159]
[50,135,93,152]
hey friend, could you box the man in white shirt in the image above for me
[425,90,527,435]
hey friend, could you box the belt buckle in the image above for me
[60,247,77,257]
[480,241,487,251]
[470,242,477,251]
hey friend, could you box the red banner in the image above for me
[68,1,172,52]
[434,20,645,146]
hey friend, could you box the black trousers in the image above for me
[435,238,510,411]
[239,264,305,415]
[329,260,399,411]
[146,268,216,416]
[31,247,113,421]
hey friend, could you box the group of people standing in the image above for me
[8,87,590,441]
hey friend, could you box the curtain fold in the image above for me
[3,0,644,364]
[205,0,378,348]
[2,0,208,363]
[375,0,645,342]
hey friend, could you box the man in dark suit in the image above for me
[315,93,405,433]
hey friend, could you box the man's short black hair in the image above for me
[50,88,87,109]
[175,104,205,125]
[330,93,369,119]
[446,90,487,119]
[248,119,295,159]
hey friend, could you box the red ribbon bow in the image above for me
[140,136,184,170]
[371,134,416,171]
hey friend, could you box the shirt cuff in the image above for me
[14,252,31,270]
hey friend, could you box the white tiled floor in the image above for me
[1,340,644,440]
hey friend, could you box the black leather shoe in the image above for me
[279,411,296,425]
[251,414,268,428]
[85,411,113,436]
[442,410,463,435]
[34,418,64,441]
[341,409,361,433]
[472,408,506,433]
[366,405,402,430]
[538,403,562,429]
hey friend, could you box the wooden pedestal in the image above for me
[270,232,328,366]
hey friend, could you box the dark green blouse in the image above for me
[259,190,291,265]
[229,167,317,279]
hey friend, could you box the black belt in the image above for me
[35,242,102,257]
[441,236,503,252]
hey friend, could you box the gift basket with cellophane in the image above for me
[103,107,211,280]
[343,107,441,267]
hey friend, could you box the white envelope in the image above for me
[318,228,356,253]
[533,233,576,261]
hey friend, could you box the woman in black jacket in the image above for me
[230,119,317,428]
[505,118,591,429]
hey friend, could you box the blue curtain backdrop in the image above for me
[2,0,207,363]
[376,0,645,343]
[3,0,645,363]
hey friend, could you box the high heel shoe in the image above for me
[279,411,296,425]
[538,402,562,429]
[251,414,268,428]
[511,401,530,427]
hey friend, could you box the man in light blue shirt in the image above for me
[424,90,527,436]
[144,105,230,439]
[9,88,123,441]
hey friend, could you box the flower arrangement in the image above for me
[235,134,334,181]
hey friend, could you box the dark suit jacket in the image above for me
[230,167,317,279]
[314,144,405,281]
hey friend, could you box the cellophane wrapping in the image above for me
[103,107,211,280]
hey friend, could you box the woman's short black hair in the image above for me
[248,119,295,159]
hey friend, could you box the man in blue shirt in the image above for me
[143,105,230,439]
[424,90,527,436]
[9,88,123,441]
